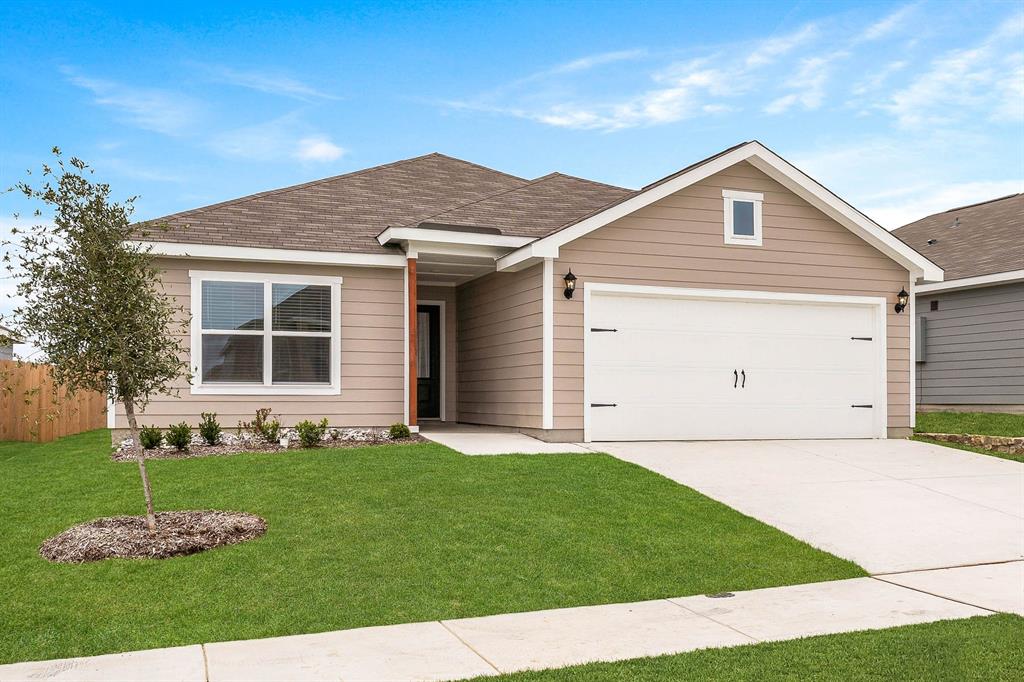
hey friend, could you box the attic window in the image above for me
[723,190,763,246]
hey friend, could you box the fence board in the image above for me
[0,360,107,442]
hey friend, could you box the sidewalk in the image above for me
[2,561,1019,682]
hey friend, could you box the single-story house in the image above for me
[115,141,942,442]
[0,324,21,361]
[894,193,1023,414]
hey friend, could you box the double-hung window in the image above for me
[190,271,342,394]
[723,189,764,246]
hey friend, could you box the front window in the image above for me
[190,272,341,394]
[723,189,763,246]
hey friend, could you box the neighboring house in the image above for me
[0,325,21,361]
[116,141,942,442]
[894,194,1024,414]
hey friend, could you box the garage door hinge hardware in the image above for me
[850,336,873,341]
[590,327,618,332]
[590,403,617,408]
[851,404,873,408]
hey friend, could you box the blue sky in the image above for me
[0,0,1021,296]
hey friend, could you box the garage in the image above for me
[584,285,887,441]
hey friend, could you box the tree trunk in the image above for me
[124,399,157,532]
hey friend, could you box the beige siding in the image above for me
[456,264,543,428]
[113,258,405,429]
[418,285,458,422]
[552,161,912,434]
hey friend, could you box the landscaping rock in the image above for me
[918,433,1024,455]
[39,510,267,563]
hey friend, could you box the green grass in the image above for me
[0,430,863,664]
[912,436,1024,463]
[465,615,1024,681]
[915,411,1024,437]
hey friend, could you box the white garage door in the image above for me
[586,288,885,441]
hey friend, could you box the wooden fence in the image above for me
[0,360,107,442]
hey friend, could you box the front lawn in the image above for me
[915,411,1024,437]
[914,411,1024,463]
[0,430,862,664]
[466,614,1024,681]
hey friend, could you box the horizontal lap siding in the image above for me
[113,258,405,429]
[917,282,1024,405]
[457,264,543,428]
[552,161,912,432]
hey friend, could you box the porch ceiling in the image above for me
[416,252,498,286]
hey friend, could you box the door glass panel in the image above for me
[417,311,430,378]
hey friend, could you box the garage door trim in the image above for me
[582,282,888,442]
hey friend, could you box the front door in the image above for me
[417,304,441,419]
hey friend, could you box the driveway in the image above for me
[599,438,1024,574]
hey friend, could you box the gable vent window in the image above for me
[723,189,764,246]
[189,271,342,395]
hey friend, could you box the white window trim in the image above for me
[723,189,763,246]
[189,270,343,395]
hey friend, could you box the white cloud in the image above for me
[205,66,339,101]
[764,52,846,114]
[851,60,907,96]
[549,49,647,75]
[294,136,345,162]
[745,24,818,67]
[857,3,917,42]
[63,68,201,136]
[865,180,1024,228]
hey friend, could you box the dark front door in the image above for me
[417,304,441,419]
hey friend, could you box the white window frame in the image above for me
[723,189,763,246]
[189,270,343,395]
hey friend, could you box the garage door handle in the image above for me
[734,370,738,388]
[590,328,618,332]
[851,336,873,341]
[741,370,746,388]
[590,403,617,408]
[851,404,873,408]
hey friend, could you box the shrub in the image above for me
[139,425,163,450]
[198,412,221,445]
[296,418,329,448]
[240,407,281,444]
[389,422,411,440]
[165,422,192,451]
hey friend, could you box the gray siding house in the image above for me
[895,194,1024,413]
[0,325,20,361]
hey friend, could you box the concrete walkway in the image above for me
[3,566,1018,682]
[420,424,591,455]
[600,438,1024,573]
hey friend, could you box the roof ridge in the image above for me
[143,152,446,224]
[544,171,631,191]
[940,193,1022,214]
[406,170,565,225]
[428,152,529,183]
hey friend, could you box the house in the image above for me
[894,193,1023,414]
[115,141,942,442]
[0,325,21,361]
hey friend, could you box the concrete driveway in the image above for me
[599,438,1024,574]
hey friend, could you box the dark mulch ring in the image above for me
[111,434,428,462]
[39,510,267,563]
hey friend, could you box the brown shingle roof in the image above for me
[407,173,633,238]
[142,153,530,254]
[893,193,1024,280]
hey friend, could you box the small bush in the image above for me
[389,423,411,440]
[198,412,221,445]
[240,408,281,444]
[139,426,163,450]
[165,422,192,451]
[296,418,329,448]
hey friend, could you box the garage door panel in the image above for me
[588,290,882,441]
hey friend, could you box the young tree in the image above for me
[3,149,189,531]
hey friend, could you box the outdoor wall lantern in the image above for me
[894,287,909,314]
[563,269,577,299]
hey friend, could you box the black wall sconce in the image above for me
[563,269,577,299]
[894,287,909,314]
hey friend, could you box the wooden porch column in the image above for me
[407,256,417,427]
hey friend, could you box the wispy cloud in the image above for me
[745,24,818,67]
[203,65,340,101]
[856,3,917,43]
[764,51,847,114]
[62,68,201,136]
[549,49,648,75]
[866,180,1024,228]
[210,113,344,163]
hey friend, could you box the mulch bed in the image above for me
[111,434,428,462]
[39,510,267,563]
